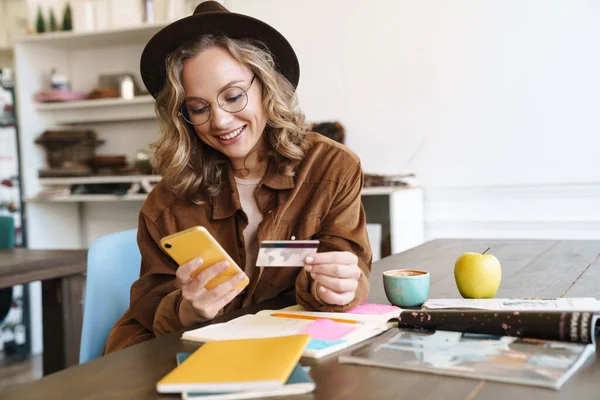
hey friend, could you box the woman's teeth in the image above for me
[218,126,245,140]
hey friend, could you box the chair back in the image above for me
[79,229,140,364]
[0,215,15,249]
[0,216,15,324]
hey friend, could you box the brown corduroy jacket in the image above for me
[104,132,372,354]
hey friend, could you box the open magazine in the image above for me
[338,328,596,390]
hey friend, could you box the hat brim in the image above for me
[140,12,300,98]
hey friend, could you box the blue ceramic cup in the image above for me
[383,269,430,307]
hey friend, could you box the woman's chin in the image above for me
[221,147,253,162]
[220,141,261,162]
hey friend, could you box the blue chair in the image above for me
[0,215,15,249]
[0,216,16,325]
[79,229,141,364]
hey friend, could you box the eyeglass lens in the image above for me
[182,86,249,125]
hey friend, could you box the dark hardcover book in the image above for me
[396,310,600,343]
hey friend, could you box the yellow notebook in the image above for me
[156,334,311,394]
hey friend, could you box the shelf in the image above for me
[36,96,154,111]
[361,186,414,195]
[38,175,161,185]
[14,23,168,50]
[36,96,156,124]
[25,185,413,203]
[26,194,148,203]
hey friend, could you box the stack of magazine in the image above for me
[339,298,600,390]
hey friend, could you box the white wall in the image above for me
[230,0,600,186]
[229,0,600,239]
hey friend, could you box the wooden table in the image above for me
[0,249,88,376]
[3,239,599,399]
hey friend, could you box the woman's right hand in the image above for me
[176,257,248,320]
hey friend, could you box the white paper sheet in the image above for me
[423,297,600,311]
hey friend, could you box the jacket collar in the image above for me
[260,161,295,191]
[212,162,295,220]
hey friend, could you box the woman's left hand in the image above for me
[304,251,361,306]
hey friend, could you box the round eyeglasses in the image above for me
[178,75,257,125]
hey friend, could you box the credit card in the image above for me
[256,240,319,267]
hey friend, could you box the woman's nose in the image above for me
[210,104,234,130]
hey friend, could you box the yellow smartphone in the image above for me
[160,226,249,291]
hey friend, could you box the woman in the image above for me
[104,1,372,353]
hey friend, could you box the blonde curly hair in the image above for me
[152,36,310,203]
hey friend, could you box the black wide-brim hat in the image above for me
[140,1,300,98]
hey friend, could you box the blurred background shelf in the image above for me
[25,194,148,203]
[361,186,412,196]
[26,184,421,208]
[14,23,168,50]
[35,96,154,111]
[38,175,161,185]
[36,96,156,124]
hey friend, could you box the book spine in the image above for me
[397,310,598,343]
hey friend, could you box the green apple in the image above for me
[454,248,502,298]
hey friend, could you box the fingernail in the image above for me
[221,261,229,269]
[237,273,245,280]
[319,286,326,293]
[310,272,316,279]
[306,256,314,263]
[304,265,312,271]
[196,258,204,265]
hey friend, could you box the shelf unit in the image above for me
[36,96,156,124]
[13,24,167,356]
[28,175,161,203]
[361,187,424,257]
[28,171,425,258]
[14,23,164,251]
[28,180,415,203]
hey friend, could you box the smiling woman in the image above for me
[154,36,307,198]
[103,1,374,354]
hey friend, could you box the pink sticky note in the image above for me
[347,303,400,315]
[299,319,357,341]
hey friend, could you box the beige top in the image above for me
[234,176,264,279]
